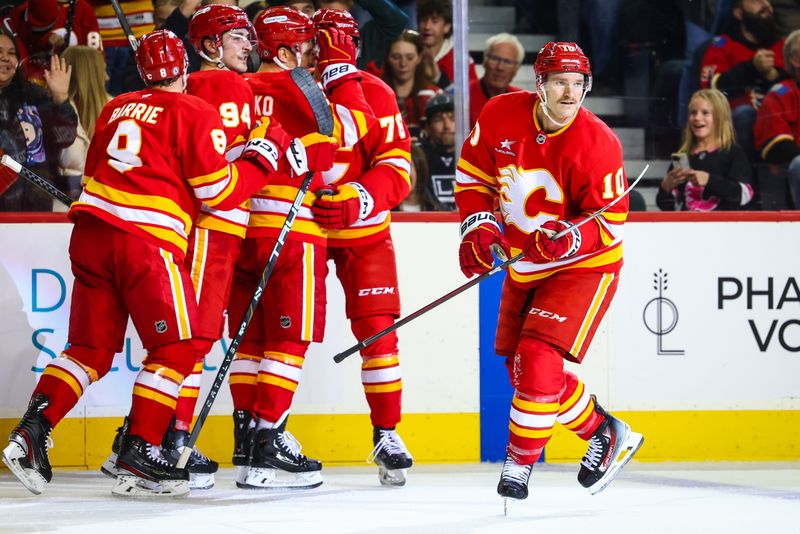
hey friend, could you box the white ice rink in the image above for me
[2,462,799,534]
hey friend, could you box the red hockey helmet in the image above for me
[253,6,314,62]
[312,8,360,45]
[136,30,187,84]
[189,4,256,55]
[534,41,592,92]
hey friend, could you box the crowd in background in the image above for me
[2,0,800,212]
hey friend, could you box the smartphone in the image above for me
[671,152,689,170]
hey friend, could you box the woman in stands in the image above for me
[658,88,754,211]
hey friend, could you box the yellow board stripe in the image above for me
[132,385,177,409]
[42,367,83,398]
[569,273,614,355]
[509,420,553,439]
[364,382,402,393]
[257,374,298,392]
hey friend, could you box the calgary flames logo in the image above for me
[497,164,563,233]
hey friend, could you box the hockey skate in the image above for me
[100,416,129,478]
[112,434,190,498]
[241,426,323,490]
[2,394,53,495]
[161,426,218,490]
[232,410,255,488]
[497,455,533,516]
[577,398,644,495]
[367,426,413,487]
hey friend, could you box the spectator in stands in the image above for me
[470,32,523,127]
[244,0,268,21]
[417,0,476,92]
[276,0,316,17]
[754,29,800,209]
[3,0,100,84]
[700,0,787,160]
[58,45,110,201]
[772,0,800,35]
[394,142,436,211]
[381,29,441,139]
[418,92,455,210]
[313,0,408,73]
[0,28,77,211]
[87,0,155,95]
[154,0,182,27]
[658,88,753,211]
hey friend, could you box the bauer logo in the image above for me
[642,268,685,355]
[155,320,168,334]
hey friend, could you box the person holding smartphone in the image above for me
[658,88,754,211]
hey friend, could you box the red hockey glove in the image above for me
[315,28,361,92]
[524,219,581,263]
[458,212,511,278]
[311,183,374,228]
[285,132,339,176]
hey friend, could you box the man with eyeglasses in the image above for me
[470,32,524,127]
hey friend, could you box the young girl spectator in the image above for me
[381,29,440,139]
[59,45,111,200]
[657,88,754,211]
[0,28,77,211]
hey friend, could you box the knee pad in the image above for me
[63,345,116,381]
[512,336,566,398]
[146,340,196,379]
[351,315,397,357]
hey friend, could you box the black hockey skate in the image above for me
[368,426,413,487]
[497,455,533,516]
[100,416,129,478]
[232,410,255,488]
[242,425,322,489]
[112,434,190,498]
[161,426,218,490]
[2,394,53,495]
[577,398,644,495]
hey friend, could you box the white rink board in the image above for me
[0,222,479,418]
[1,220,799,418]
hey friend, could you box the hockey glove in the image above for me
[315,28,361,92]
[286,132,339,176]
[458,211,511,278]
[242,117,291,172]
[524,219,581,263]
[311,183,374,228]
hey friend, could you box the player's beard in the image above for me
[741,10,781,46]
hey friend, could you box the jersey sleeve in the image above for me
[755,84,800,163]
[455,113,499,218]
[700,37,731,89]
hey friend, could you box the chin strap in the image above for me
[537,86,589,128]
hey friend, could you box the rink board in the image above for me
[0,213,799,468]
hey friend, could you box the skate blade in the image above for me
[188,472,214,490]
[378,466,407,487]
[111,474,189,498]
[2,442,47,495]
[234,466,249,488]
[503,497,516,517]
[100,453,120,479]
[241,467,323,490]
[587,430,644,496]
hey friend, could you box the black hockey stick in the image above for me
[333,165,649,363]
[109,0,138,52]
[61,0,76,54]
[176,67,334,469]
[1,155,74,208]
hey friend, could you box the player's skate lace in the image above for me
[45,434,54,450]
[145,444,172,468]
[277,431,303,458]
[581,434,603,469]
[501,457,531,485]
[366,429,412,464]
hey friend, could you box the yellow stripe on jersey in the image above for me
[159,250,192,341]
[254,185,316,205]
[83,179,192,230]
[302,242,314,341]
[190,228,208,295]
[327,217,390,240]
[353,109,369,137]
[187,166,229,187]
[600,211,627,223]
[508,245,623,284]
[246,215,326,237]
[569,273,614,355]
[457,159,497,185]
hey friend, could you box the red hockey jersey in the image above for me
[754,79,800,158]
[456,91,627,288]
[324,70,411,247]
[187,69,256,238]
[72,89,271,260]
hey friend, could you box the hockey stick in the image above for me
[61,0,76,54]
[1,155,74,208]
[176,67,334,469]
[109,0,138,52]
[333,164,649,363]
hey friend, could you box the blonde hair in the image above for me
[62,46,111,138]
[678,89,735,153]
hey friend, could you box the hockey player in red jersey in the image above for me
[1,29,337,498]
[227,7,373,490]
[99,4,261,490]
[456,42,644,510]
[310,8,414,487]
